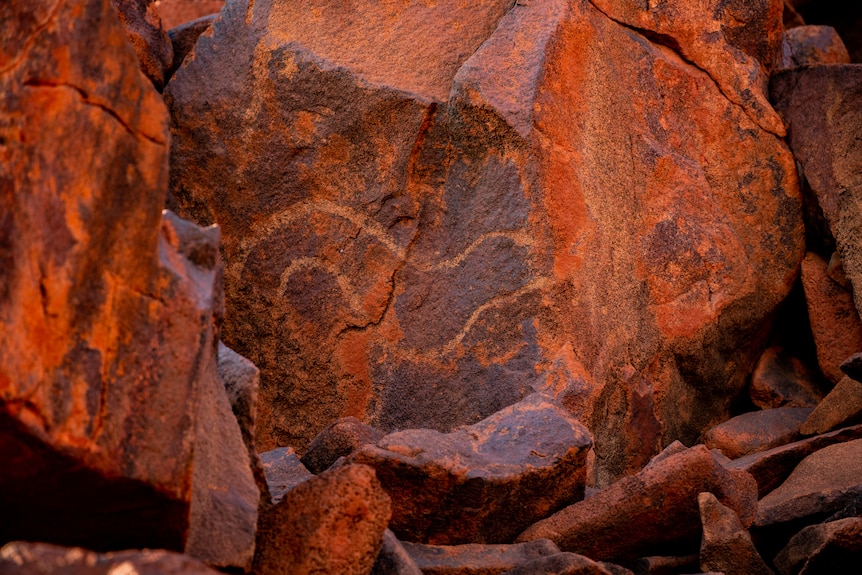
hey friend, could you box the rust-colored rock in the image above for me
[0,542,221,575]
[401,539,561,575]
[774,517,862,575]
[253,464,391,575]
[301,416,385,474]
[110,0,173,90]
[726,423,862,497]
[800,376,862,436]
[154,0,223,29]
[780,25,850,69]
[698,492,774,575]
[772,65,862,322]
[516,445,758,562]
[800,252,862,384]
[749,347,824,409]
[348,395,593,545]
[167,0,803,482]
[0,0,219,552]
[703,407,812,460]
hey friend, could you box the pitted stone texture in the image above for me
[749,347,824,409]
[348,395,592,545]
[703,407,812,460]
[698,492,774,575]
[253,464,391,575]
[301,416,385,474]
[167,0,802,482]
[402,539,561,575]
[517,445,758,562]
[780,25,850,69]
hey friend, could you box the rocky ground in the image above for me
[1,0,861,574]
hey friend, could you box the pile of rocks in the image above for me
[2,0,861,574]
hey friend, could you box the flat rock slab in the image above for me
[704,407,812,460]
[800,376,862,436]
[517,445,758,562]
[749,347,824,409]
[349,395,593,545]
[727,424,862,497]
[774,517,862,575]
[756,439,862,530]
[402,539,560,575]
[698,492,773,575]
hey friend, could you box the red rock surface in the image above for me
[110,0,173,89]
[154,0,223,29]
[799,376,862,436]
[703,407,812,460]
[698,492,774,575]
[774,517,862,575]
[167,0,803,483]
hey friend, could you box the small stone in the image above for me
[703,407,812,460]
[301,417,385,474]
[260,447,314,505]
[749,347,824,409]
[698,492,774,575]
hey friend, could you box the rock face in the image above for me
[703,407,812,459]
[0,0,219,552]
[774,517,862,575]
[517,445,758,562]
[110,0,174,89]
[166,0,803,481]
[253,464,391,575]
[348,395,593,545]
[697,492,774,575]
[799,376,862,436]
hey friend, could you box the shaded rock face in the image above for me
[348,395,593,545]
[749,347,824,409]
[780,25,850,69]
[703,407,812,459]
[0,0,216,551]
[166,0,803,482]
[698,492,774,575]
[110,0,174,90]
[401,539,561,575]
[774,517,862,575]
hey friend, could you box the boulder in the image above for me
[727,424,862,497]
[301,416,385,474]
[154,0,224,29]
[703,407,812,459]
[372,530,423,575]
[771,65,862,321]
[779,25,850,69]
[799,376,862,436]
[402,540,561,575]
[0,542,220,575]
[774,517,862,575]
[697,492,774,575]
[517,445,758,562]
[0,0,215,552]
[166,0,803,482]
[799,252,862,384]
[348,395,592,545]
[110,0,173,89]
[260,447,314,504]
[253,464,391,575]
[749,347,824,409]
[756,439,862,530]
[499,553,616,575]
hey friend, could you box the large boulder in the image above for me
[166,0,803,481]
[0,0,218,552]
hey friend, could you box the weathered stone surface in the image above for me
[372,530,423,575]
[218,342,259,450]
[841,352,862,381]
[625,555,699,575]
[110,0,173,89]
[749,347,824,409]
[260,446,314,505]
[0,0,217,552]
[780,25,850,69]
[772,65,862,322]
[0,542,221,575]
[698,492,773,575]
[167,0,802,483]
[800,252,862,384]
[348,395,592,545]
[517,445,758,562]
[800,376,862,436]
[301,416,385,474]
[402,540,561,575]
[727,424,862,497]
[166,14,217,80]
[783,1,805,28]
[774,517,862,575]
[500,553,615,575]
[254,464,391,575]
[154,0,224,29]
[756,439,862,529]
[703,407,812,459]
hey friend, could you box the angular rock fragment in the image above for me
[254,464,391,575]
[703,407,812,459]
[799,376,862,436]
[800,252,862,384]
[402,539,561,575]
[348,395,592,545]
[167,0,803,483]
[727,424,862,496]
[301,416,385,474]
[698,492,774,575]
[517,446,758,562]
[780,25,850,69]
[756,439,862,530]
[774,517,862,575]
[500,553,616,575]
[749,347,824,409]
[110,0,174,89]
[0,542,220,575]
[260,447,314,505]
[166,14,218,80]
[372,530,423,575]
[841,352,862,381]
